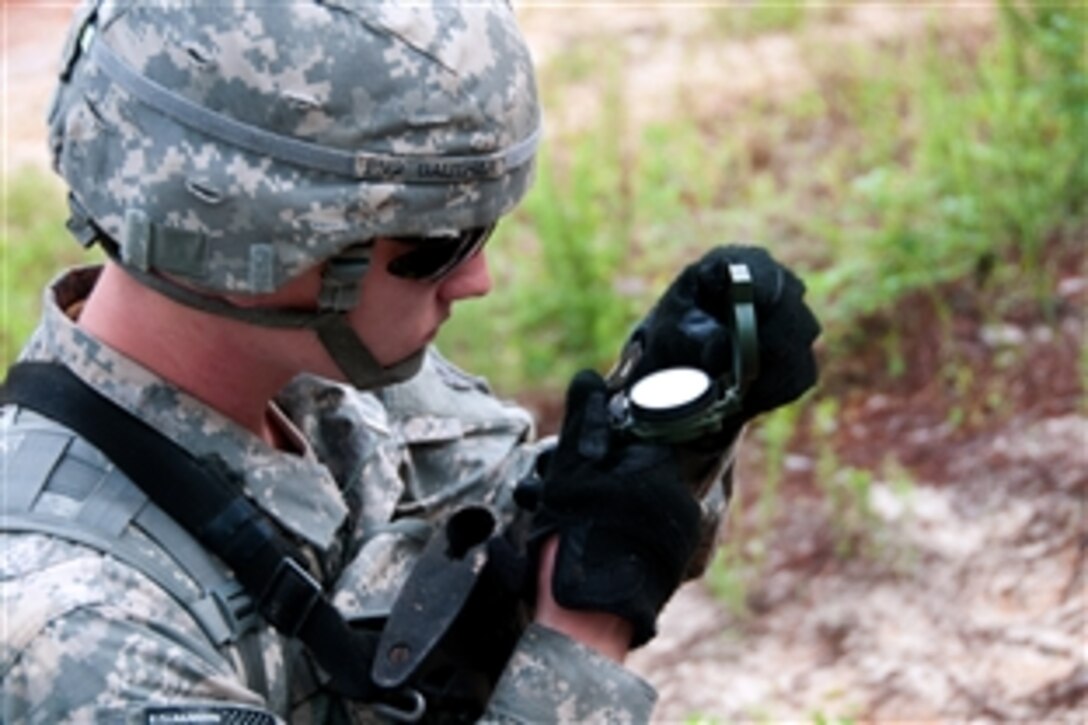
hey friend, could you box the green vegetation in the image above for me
[707,2,821,39]
[1,172,91,364]
[681,716,720,725]
[803,1,1087,328]
[439,2,1086,396]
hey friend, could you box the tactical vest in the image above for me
[0,404,280,701]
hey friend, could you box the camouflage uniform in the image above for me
[0,267,659,722]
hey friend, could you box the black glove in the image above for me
[600,244,820,511]
[532,369,702,647]
[618,244,821,433]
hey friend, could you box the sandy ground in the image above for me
[630,412,1086,722]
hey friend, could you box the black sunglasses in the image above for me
[385,224,496,281]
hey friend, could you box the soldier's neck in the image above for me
[77,262,297,448]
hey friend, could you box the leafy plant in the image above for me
[806,1,1087,331]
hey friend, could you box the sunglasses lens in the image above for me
[387,225,494,280]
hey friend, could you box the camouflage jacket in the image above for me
[0,267,659,723]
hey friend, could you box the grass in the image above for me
[803,2,1086,327]
[439,3,1086,400]
[707,1,834,39]
[0,171,90,365]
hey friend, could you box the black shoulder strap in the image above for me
[1,362,423,719]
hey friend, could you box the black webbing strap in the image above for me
[1,362,423,718]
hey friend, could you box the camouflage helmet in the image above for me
[49,0,540,295]
[48,0,541,388]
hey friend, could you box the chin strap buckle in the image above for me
[319,245,371,311]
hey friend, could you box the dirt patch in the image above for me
[517,3,994,138]
[632,410,1086,722]
[2,3,74,172]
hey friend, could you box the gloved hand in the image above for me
[605,244,820,514]
[617,244,821,433]
[531,369,702,647]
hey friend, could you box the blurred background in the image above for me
[2,1,1085,721]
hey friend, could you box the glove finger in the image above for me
[744,351,818,416]
[557,369,611,462]
[658,261,700,314]
[691,248,738,318]
[697,244,799,314]
[632,308,729,380]
[709,246,820,416]
[743,302,820,417]
[751,272,821,374]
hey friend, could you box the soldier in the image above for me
[0,1,819,722]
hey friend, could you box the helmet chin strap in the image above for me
[105,243,424,390]
[312,246,425,388]
[311,315,423,389]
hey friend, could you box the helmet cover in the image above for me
[49,0,541,295]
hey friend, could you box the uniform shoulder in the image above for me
[1,533,254,719]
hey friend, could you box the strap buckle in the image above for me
[259,557,323,637]
[319,246,371,311]
[372,688,427,723]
